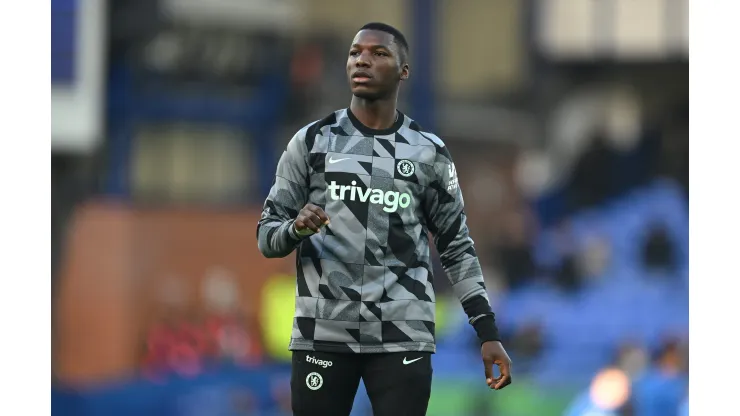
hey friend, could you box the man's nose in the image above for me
[355,51,371,67]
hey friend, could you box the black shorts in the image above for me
[290,350,433,416]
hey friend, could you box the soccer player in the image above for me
[257,22,512,415]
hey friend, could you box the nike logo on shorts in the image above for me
[403,357,423,365]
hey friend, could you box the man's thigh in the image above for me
[362,352,433,416]
[290,351,362,416]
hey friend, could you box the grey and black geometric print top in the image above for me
[257,108,499,354]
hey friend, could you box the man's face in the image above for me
[346,30,409,100]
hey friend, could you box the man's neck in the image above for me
[349,95,398,131]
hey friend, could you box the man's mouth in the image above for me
[352,72,373,83]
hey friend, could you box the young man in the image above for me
[257,22,512,415]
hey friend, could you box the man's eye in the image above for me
[375,52,388,57]
[349,51,359,56]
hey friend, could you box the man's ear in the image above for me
[401,64,410,81]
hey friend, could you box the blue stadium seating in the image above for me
[435,179,688,388]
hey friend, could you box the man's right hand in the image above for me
[294,203,330,234]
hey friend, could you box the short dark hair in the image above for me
[359,22,409,64]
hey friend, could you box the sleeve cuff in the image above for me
[287,220,301,241]
[287,220,315,241]
[472,315,501,343]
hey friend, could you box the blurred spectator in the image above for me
[569,133,616,209]
[543,220,611,293]
[631,339,688,416]
[506,322,544,372]
[565,87,662,214]
[554,250,582,293]
[614,342,650,380]
[142,313,263,380]
[642,224,679,274]
[494,209,538,290]
[141,266,264,379]
[564,367,632,416]
[576,234,612,282]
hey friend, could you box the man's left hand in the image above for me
[481,341,512,390]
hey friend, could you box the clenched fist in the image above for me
[294,203,330,236]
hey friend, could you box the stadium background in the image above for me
[51,1,689,415]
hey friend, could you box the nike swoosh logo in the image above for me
[402,357,423,365]
[328,157,350,164]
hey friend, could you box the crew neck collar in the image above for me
[346,107,405,136]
